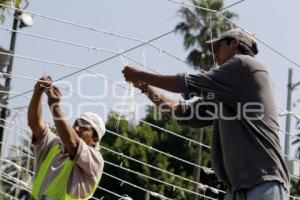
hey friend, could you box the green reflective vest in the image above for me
[32,144,98,200]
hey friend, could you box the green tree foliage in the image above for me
[175,0,237,71]
[0,0,28,23]
[96,107,225,199]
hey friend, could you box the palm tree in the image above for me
[0,0,29,23]
[175,0,238,71]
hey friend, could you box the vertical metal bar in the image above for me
[0,10,20,156]
[285,68,293,159]
[193,128,203,200]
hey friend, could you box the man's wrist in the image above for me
[140,84,149,94]
[137,70,145,83]
[141,87,147,94]
[49,102,60,112]
[33,89,43,96]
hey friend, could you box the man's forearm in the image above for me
[139,72,182,93]
[51,105,79,157]
[144,86,184,117]
[28,92,45,134]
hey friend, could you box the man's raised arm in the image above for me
[28,76,52,140]
[45,84,80,158]
[135,83,185,118]
[122,66,182,93]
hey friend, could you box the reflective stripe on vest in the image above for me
[32,144,61,199]
[32,144,99,200]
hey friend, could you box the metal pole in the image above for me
[284,68,293,159]
[193,128,203,200]
[0,9,20,155]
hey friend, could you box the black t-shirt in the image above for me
[176,54,289,191]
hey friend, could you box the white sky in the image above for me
[1,0,300,156]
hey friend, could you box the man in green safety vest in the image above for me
[28,76,105,200]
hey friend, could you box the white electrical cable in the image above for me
[101,146,225,194]
[106,129,214,174]
[0,105,215,175]
[0,171,31,192]
[98,186,124,198]
[167,0,217,13]
[1,77,211,150]
[8,28,176,102]
[103,172,172,200]
[105,160,217,200]
[0,156,34,175]
[167,0,300,68]
[2,111,300,199]
[0,189,18,200]
[0,3,204,73]
[0,26,161,74]
[2,90,300,178]
[10,106,300,182]
[0,141,35,160]
[4,112,300,184]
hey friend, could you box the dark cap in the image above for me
[206,28,258,55]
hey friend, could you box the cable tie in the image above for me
[180,191,185,198]
[210,187,219,194]
[119,195,133,200]
[86,22,92,29]
[150,192,166,200]
[198,183,207,191]
[159,48,163,55]
[120,181,125,187]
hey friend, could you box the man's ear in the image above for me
[93,136,99,144]
[231,38,239,49]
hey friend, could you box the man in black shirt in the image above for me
[122,28,289,200]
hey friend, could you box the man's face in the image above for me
[73,119,98,147]
[212,39,236,65]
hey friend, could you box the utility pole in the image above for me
[0,9,21,155]
[0,7,33,156]
[284,68,300,160]
[193,128,203,200]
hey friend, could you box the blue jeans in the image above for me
[224,181,288,200]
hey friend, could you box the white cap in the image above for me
[79,112,106,148]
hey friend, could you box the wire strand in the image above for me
[167,0,300,68]
[8,29,175,100]
[101,146,224,194]
[105,160,217,200]
[0,26,162,74]
[106,129,214,174]
[0,3,206,73]
[1,74,211,150]
[103,172,172,200]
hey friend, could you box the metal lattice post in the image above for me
[0,10,20,156]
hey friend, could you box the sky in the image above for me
[1,0,300,157]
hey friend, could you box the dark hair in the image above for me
[222,37,255,57]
